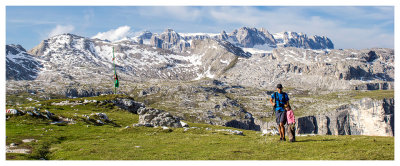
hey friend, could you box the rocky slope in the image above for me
[6,44,42,80]
[222,47,394,91]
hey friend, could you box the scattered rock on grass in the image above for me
[10,143,17,147]
[180,121,189,127]
[215,129,244,135]
[6,109,21,115]
[22,139,37,143]
[96,120,105,124]
[261,128,279,136]
[162,126,173,132]
[6,145,31,154]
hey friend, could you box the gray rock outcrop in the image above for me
[296,98,394,136]
[136,107,182,128]
[112,98,145,114]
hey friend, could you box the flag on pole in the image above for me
[114,73,119,88]
[113,47,119,94]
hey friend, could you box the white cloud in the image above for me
[48,25,75,38]
[92,26,131,41]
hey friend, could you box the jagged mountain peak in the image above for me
[29,33,94,57]
[227,27,276,48]
[49,33,85,40]
[164,28,176,32]
[162,28,181,37]
[137,30,153,39]
[7,44,27,54]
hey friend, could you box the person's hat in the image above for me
[277,84,283,89]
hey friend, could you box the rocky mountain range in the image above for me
[133,27,334,52]
[5,27,394,136]
[6,27,392,92]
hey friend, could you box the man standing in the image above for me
[269,84,290,141]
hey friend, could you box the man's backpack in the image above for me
[273,92,286,109]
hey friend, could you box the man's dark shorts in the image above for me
[275,110,287,125]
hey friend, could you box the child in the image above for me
[285,104,296,142]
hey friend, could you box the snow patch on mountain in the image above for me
[6,44,42,80]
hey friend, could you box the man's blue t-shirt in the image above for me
[271,92,289,112]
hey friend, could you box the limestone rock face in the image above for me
[296,98,394,136]
[149,29,190,52]
[159,29,182,46]
[273,31,334,49]
[228,27,277,48]
[150,35,163,48]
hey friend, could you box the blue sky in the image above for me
[6,6,394,50]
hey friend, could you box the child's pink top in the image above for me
[286,109,296,124]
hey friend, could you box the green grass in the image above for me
[6,117,394,160]
[352,90,394,100]
[6,94,394,160]
[310,90,394,101]
[6,92,52,106]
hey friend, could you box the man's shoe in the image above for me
[280,138,283,141]
[283,138,286,141]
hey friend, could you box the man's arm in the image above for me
[269,98,275,107]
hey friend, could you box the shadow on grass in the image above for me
[295,139,335,143]
[82,118,121,127]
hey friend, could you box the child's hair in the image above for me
[285,104,291,110]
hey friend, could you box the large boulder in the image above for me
[112,98,145,114]
[135,107,182,128]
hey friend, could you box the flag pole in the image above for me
[113,47,116,94]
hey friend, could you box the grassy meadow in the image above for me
[5,94,394,160]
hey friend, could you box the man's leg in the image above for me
[276,111,283,139]
[280,122,285,140]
